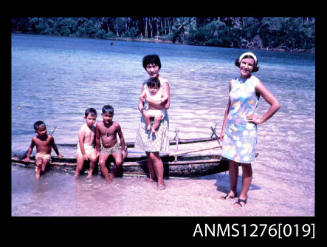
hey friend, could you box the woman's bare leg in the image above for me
[146,152,156,182]
[233,163,252,207]
[228,160,239,196]
[149,152,165,189]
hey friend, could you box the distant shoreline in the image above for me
[107,37,315,54]
[12,32,315,54]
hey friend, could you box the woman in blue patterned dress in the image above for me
[219,52,281,207]
[135,54,170,190]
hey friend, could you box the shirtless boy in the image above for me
[140,77,168,133]
[96,105,127,183]
[23,121,63,179]
[75,108,98,178]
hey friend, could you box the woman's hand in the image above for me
[246,114,261,124]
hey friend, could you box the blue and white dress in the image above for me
[222,75,260,164]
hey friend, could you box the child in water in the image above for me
[75,108,98,178]
[96,105,127,183]
[23,121,63,179]
[140,77,167,133]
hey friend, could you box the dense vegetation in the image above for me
[11,17,315,52]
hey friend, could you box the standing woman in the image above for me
[220,52,280,207]
[135,54,170,190]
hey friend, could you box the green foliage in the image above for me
[11,17,315,51]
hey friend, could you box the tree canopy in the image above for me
[11,17,315,52]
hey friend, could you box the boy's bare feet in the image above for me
[87,170,93,179]
[146,178,156,183]
[104,173,113,184]
[105,178,113,184]
[157,183,166,190]
[35,166,41,179]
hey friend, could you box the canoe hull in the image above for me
[11,155,229,177]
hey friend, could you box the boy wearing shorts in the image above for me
[96,105,126,183]
[75,108,98,178]
[23,121,63,179]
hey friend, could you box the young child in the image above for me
[75,108,98,179]
[140,77,168,133]
[23,121,63,179]
[96,105,127,183]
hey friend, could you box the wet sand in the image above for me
[11,157,313,217]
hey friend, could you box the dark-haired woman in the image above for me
[219,51,281,207]
[135,54,170,190]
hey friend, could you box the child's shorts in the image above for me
[77,144,96,157]
[100,142,122,155]
[35,152,51,161]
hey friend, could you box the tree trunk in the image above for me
[145,17,148,38]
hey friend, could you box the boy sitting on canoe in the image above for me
[75,108,98,179]
[23,121,63,179]
[96,105,127,183]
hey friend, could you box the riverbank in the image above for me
[106,36,315,54]
[12,32,315,54]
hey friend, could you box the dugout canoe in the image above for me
[11,153,229,177]
[11,136,230,177]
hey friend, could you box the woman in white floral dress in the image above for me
[135,54,170,190]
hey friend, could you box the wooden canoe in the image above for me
[11,153,229,177]
[11,136,230,177]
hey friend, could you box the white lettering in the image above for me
[205,224,215,237]
[217,224,230,237]
[231,224,240,237]
[193,224,203,237]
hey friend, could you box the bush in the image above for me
[103,31,116,39]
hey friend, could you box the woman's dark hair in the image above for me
[34,120,46,130]
[147,77,160,88]
[234,55,259,72]
[85,108,97,117]
[102,104,114,114]
[142,54,161,70]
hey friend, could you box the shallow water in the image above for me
[11,34,315,216]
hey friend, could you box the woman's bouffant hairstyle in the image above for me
[235,52,259,72]
[142,54,161,70]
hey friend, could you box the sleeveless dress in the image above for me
[135,80,169,153]
[221,75,260,164]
